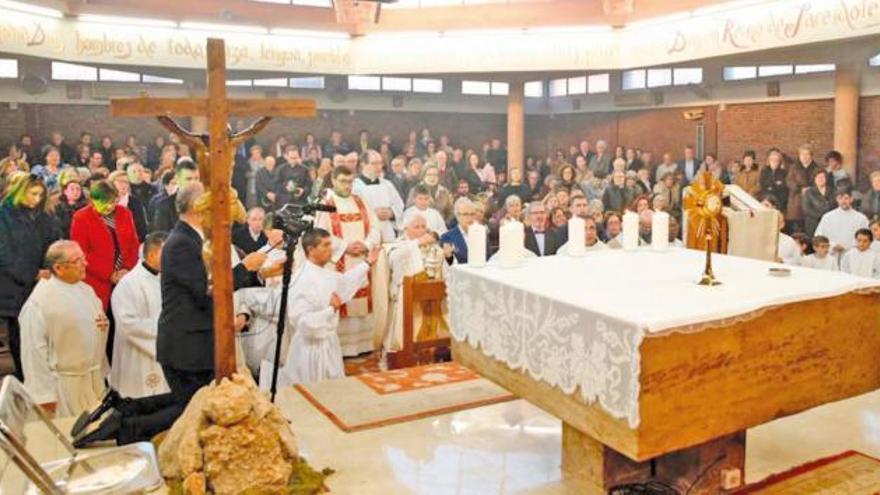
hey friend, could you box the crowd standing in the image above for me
[0,126,878,446]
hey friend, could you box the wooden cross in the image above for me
[110,38,316,380]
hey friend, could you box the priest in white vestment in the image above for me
[384,214,450,353]
[814,190,869,258]
[557,216,608,255]
[109,233,170,399]
[353,149,404,243]
[841,229,880,278]
[19,240,108,416]
[314,165,384,356]
[281,229,380,384]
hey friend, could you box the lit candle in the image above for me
[499,220,524,267]
[622,211,639,251]
[567,217,586,256]
[467,223,487,267]
[652,211,669,251]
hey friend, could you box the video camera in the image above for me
[272,201,337,239]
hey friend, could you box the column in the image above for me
[507,81,525,178]
[833,64,860,180]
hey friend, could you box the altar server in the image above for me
[109,232,169,399]
[234,286,283,374]
[20,240,108,416]
[402,185,447,236]
[800,236,838,271]
[814,189,869,258]
[314,166,383,356]
[840,229,880,279]
[353,149,404,242]
[283,229,380,383]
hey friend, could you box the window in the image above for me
[289,76,325,89]
[794,64,835,74]
[382,77,412,91]
[490,82,508,95]
[0,59,18,79]
[348,75,381,91]
[723,66,757,81]
[646,68,672,88]
[253,77,288,87]
[99,68,140,82]
[51,61,98,81]
[461,80,491,95]
[567,76,587,95]
[673,68,703,85]
[142,74,183,84]
[412,78,443,93]
[621,69,646,90]
[227,79,253,87]
[525,80,543,98]
[549,78,567,97]
[758,65,793,77]
[587,73,610,94]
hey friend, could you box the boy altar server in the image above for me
[841,229,880,279]
[800,236,838,271]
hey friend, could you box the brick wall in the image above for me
[859,96,880,189]
[0,104,27,144]
[716,99,835,166]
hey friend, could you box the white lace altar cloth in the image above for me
[447,248,880,428]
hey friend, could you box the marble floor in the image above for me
[276,387,880,495]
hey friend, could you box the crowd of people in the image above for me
[1,125,879,448]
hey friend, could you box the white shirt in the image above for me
[800,254,838,271]
[840,248,880,279]
[533,230,546,256]
[110,263,169,398]
[814,207,869,251]
[777,233,801,266]
[403,206,448,235]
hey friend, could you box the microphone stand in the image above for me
[269,230,301,403]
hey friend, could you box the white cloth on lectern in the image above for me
[110,263,169,398]
[19,277,107,417]
[278,259,370,384]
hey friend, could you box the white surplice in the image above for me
[353,176,405,242]
[402,206,448,235]
[235,286,284,374]
[19,277,108,417]
[800,254,838,271]
[814,207,869,251]
[279,259,370,384]
[314,191,385,356]
[840,248,880,279]
[109,263,169,399]
[777,233,802,266]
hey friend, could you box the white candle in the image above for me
[652,211,670,251]
[499,221,524,267]
[567,217,586,256]
[622,211,639,251]
[466,223,487,267]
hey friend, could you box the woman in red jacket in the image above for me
[70,180,139,311]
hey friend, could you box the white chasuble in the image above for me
[19,277,108,417]
[315,192,387,356]
[110,263,169,399]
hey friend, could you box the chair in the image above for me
[386,277,450,370]
[0,376,162,494]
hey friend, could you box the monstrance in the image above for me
[684,171,725,286]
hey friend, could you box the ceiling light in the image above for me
[79,14,177,28]
[269,28,349,39]
[0,0,62,18]
[180,21,268,34]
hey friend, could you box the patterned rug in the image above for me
[294,362,515,432]
[736,450,880,494]
[343,353,382,376]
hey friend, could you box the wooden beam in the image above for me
[110,98,208,118]
[227,99,317,118]
[206,38,237,381]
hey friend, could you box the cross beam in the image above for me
[110,38,316,380]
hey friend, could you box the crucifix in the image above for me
[110,38,316,380]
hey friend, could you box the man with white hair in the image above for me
[588,139,611,179]
[20,240,108,416]
[353,149,405,242]
[440,197,482,264]
[524,201,560,256]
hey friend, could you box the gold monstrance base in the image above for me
[697,234,722,286]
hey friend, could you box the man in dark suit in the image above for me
[151,159,199,233]
[72,183,268,447]
[233,207,269,255]
[524,201,560,256]
[676,145,701,186]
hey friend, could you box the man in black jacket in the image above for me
[151,158,199,233]
[524,201,561,256]
[72,182,268,447]
[232,207,268,255]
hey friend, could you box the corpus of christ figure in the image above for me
[110,37,316,380]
